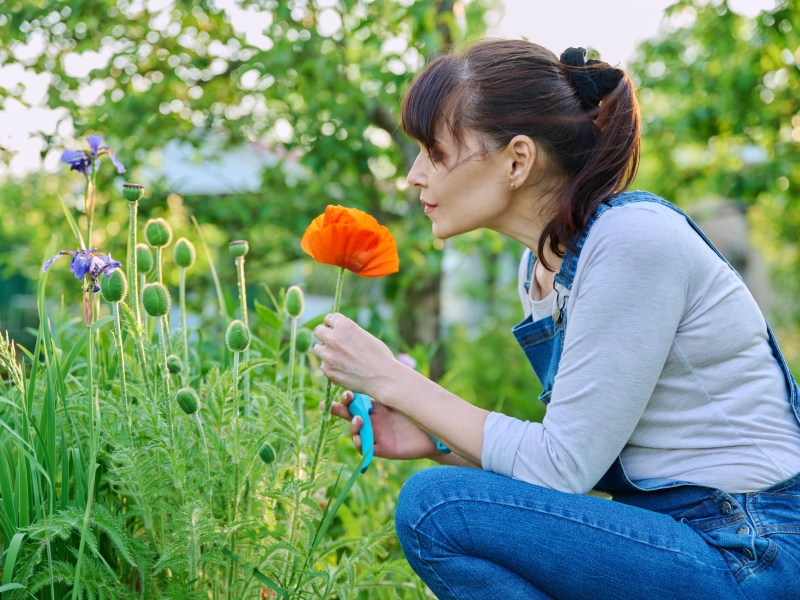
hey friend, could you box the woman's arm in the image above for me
[313,318,489,466]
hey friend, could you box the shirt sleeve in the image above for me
[482,205,691,494]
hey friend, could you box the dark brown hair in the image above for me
[401,39,641,270]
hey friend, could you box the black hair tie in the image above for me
[560,47,624,110]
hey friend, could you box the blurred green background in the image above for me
[1,0,798,425]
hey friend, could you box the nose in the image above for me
[406,150,427,189]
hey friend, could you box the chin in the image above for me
[431,224,455,241]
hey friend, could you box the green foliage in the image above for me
[629,0,800,364]
[0,207,430,598]
[0,0,493,371]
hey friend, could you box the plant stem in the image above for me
[287,316,300,427]
[180,267,189,385]
[73,321,100,600]
[158,317,176,451]
[308,267,345,482]
[113,303,133,441]
[128,201,142,328]
[155,247,163,284]
[231,351,241,519]
[194,413,213,509]
[235,256,250,410]
[227,350,242,600]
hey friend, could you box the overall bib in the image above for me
[512,190,800,585]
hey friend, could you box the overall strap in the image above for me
[553,190,799,422]
[554,191,715,290]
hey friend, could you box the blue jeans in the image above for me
[395,467,800,599]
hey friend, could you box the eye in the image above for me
[427,145,446,165]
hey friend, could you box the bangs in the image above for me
[401,54,471,149]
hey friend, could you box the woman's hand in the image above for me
[326,391,438,461]
[312,313,402,401]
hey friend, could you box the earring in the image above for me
[510,180,516,189]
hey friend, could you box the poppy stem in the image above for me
[309,266,345,482]
[128,199,142,328]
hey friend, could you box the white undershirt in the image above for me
[482,201,800,494]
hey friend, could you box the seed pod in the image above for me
[173,237,196,269]
[225,319,250,352]
[136,243,154,274]
[228,240,249,257]
[258,444,275,464]
[295,328,313,353]
[145,218,173,247]
[122,182,145,203]
[100,269,128,303]
[142,283,171,317]
[285,285,304,318]
[166,354,183,374]
[175,387,199,415]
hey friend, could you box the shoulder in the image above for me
[585,200,690,257]
[575,200,693,290]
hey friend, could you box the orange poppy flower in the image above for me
[301,205,399,277]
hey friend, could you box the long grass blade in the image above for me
[2,532,26,594]
[57,193,87,249]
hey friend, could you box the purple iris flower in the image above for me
[59,134,126,176]
[43,248,122,292]
[61,149,92,175]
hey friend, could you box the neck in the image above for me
[491,182,563,271]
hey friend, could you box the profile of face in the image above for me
[407,128,516,240]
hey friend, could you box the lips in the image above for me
[420,199,437,215]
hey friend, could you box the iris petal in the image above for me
[108,152,126,174]
[86,135,104,156]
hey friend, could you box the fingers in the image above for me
[317,390,364,453]
[321,390,354,421]
[323,312,342,328]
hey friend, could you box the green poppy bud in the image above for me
[295,328,313,353]
[145,218,173,247]
[142,283,171,317]
[136,243,154,274]
[228,240,249,257]
[175,387,199,415]
[122,182,145,203]
[173,237,196,269]
[166,354,183,374]
[258,444,275,464]
[225,319,250,352]
[100,269,128,303]
[285,285,304,318]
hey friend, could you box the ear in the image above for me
[504,135,538,187]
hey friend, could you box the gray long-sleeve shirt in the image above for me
[481,201,800,494]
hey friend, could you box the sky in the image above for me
[494,0,675,66]
[494,0,779,65]
[0,0,781,179]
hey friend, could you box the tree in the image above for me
[0,0,494,371]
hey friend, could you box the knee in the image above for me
[395,466,481,549]
[395,466,450,548]
[395,467,434,541]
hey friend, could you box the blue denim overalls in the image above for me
[512,190,800,588]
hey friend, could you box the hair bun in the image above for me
[560,47,624,110]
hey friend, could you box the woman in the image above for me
[312,39,800,599]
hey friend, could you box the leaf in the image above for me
[2,532,25,592]
[222,548,289,599]
[57,193,87,250]
[254,299,283,331]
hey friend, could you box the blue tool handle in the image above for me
[428,434,451,454]
[349,392,374,473]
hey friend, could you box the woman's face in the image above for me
[407,128,511,240]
